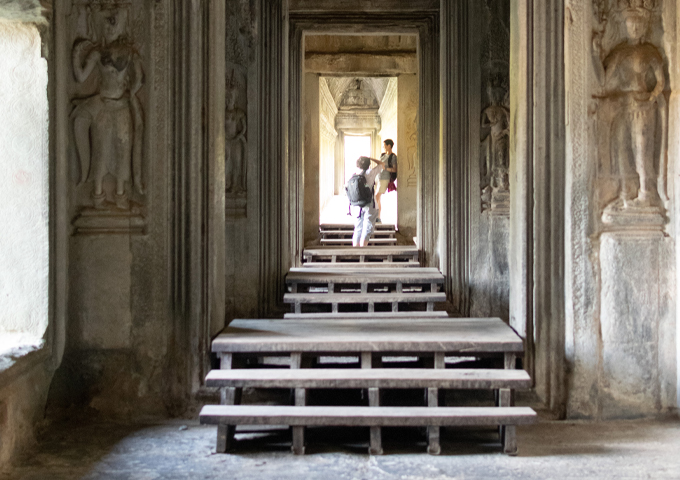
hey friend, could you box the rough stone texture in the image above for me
[599,233,676,417]
[0,361,53,469]
[563,0,678,418]
[0,0,45,24]
[3,418,680,479]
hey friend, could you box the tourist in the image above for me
[347,156,386,247]
[374,139,398,223]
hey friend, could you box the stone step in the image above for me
[289,266,440,274]
[205,368,532,389]
[286,268,444,284]
[200,405,537,427]
[320,223,395,231]
[212,319,524,355]
[320,238,398,245]
[283,311,450,320]
[301,261,421,268]
[284,292,447,305]
[303,246,419,264]
[320,230,396,237]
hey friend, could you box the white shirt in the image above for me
[349,165,383,217]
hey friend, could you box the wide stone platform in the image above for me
[212,318,524,354]
[203,318,532,456]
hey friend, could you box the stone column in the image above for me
[397,74,418,240]
[564,0,677,418]
[303,73,320,245]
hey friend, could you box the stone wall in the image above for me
[563,0,677,418]
[470,0,511,322]
[0,17,53,469]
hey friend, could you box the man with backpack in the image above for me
[346,155,387,247]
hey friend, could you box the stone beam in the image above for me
[291,0,439,13]
[305,53,417,75]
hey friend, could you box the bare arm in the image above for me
[366,157,385,167]
[651,56,665,100]
[73,41,100,84]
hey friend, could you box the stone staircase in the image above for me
[200,245,536,455]
[319,223,397,246]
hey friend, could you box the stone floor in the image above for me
[3,416,680,480]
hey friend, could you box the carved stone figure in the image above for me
[481,80,510,212]
[71,0,144,210]
[593,0,667,220]
[225,73,247,195]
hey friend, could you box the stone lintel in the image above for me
[305,53,417,75]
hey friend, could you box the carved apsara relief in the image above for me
[225,72,247,196]
[480,0,510,215]
[70,0,146,234]
[225,0,255,218]
[592,0,669,230]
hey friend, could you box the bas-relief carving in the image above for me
[339,79,379,110]
[592,0,669,231]
[225,72,247,196]
[405,94,418,188]
[480,0,510,215]
[70,0,146,234]
[225,0,255,219]
[481,78,510,214]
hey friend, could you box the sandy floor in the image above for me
[3,416,680,479]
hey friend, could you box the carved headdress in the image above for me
[619,0,655,19]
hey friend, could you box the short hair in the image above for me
[383,139,394,147]
[357,156,371,171]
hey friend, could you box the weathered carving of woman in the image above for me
[71,2,144,210]
[481,81,510,208]
[593,0,666,212]
[225,79,247,194]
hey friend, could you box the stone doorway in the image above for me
[301,35,419,247]
[290,25,433,264]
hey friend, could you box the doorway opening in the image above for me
[343,134,371,185]
[303,35,417,245]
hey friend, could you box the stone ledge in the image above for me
[0,340,50,391]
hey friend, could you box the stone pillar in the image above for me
[599,233,675,417]
[303,73,320,245]
[564,0,677,418]
[397,74,418,240]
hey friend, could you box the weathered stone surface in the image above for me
[200,405,537,427]
[212,318,525,353]
[599,233,675,417]
[204,367,532,389]
[0,0,46,23]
